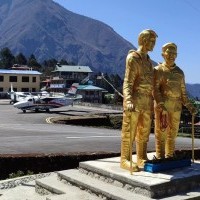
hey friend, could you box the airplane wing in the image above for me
[13,96,74,113]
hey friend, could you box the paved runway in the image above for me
[0,99,199,154]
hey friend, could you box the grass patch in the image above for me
[9,170,34,179]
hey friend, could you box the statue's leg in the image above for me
[120,111,139,172]
[136,111,152,168]
[156,140,165,159]
[155,109,166,159]
[165,111,181,158]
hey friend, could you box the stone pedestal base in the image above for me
[144,158,191,172]
[79,152,200,199]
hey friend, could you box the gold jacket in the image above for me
[123,50,154,111]
[154,63,191,111]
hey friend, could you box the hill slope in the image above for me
[186,84,200,99]
[0,0,135,75]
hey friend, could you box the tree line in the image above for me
[0,47,123,96]
[0,47,76,79]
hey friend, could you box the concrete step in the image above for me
[78,155,200,199]
[46,195,69,200]
[58,169,150,200]
[0,180,48,200]
[46,193,100,200]
[36,174,65,195]
[36,174,101,200]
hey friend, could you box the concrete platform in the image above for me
[78,153,200,199]
[36,174,101,200]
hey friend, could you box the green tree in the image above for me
[59,59,69,65]
[110,74,122,89]
[15,53,27,65]
[27,54,41,71]
[181,98,199,125]
[0,47,15,68]
[41,59,58,78]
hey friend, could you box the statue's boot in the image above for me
[156,141,165,159]
[165,140,175,158]
[120,139,139,172]
[136,142,148,168]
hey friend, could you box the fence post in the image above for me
[192,114,195,163]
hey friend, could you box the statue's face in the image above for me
[163,47,177,66]
[145,36,156,52]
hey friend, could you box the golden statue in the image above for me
[154,43,197,159]
[121,29,158,172]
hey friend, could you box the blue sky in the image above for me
[54,0,200,84]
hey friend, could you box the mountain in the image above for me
[0,0,136,76]
[186,84,200,99]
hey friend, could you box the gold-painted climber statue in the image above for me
[153,42,198,159]
[121,29,158,172]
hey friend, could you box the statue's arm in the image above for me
[123,54,138,111]
[181,74,197,114]
[153,67,164,106]
[181,73,190,106]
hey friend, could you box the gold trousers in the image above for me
[155,108,181,158]
[121,110,152,142]
[121,110,152,169]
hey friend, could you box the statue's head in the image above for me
[162,42,177,66]
[138,29,158,51]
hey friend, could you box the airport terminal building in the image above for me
[0,69,41,94]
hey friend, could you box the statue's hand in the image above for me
[157,103,168,118]
[161,110,169,123]
[126,102,135,112]
[161,108,168,116]
[159,104,168,130]
[157,103,167,112]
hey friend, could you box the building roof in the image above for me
[11,64,31,70]
[53,65,92,73]
[78,85,107,91]
[0,69,41,75]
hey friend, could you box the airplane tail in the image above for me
[10,83,14,93]
[9,83,16,103]
[67,83,79,95]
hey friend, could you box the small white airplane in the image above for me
[13,83,82,113]
[8,83,49,104]
[9,83,31,104]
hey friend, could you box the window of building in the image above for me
[22,76,29,82]
[9,76,17,82]
[32,88,36,92]
[21,88,29,92]
[0,76,4,82]
[89,91,94,95]
[32,77,36,82]
[0,87,3,92]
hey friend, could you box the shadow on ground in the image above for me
[0,152,120,180]
[51,113,123,129]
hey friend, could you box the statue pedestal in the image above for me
[144,158,191,173]
[78,153,200,199]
